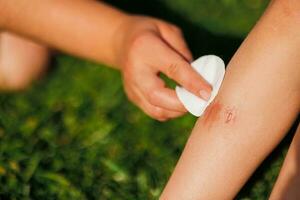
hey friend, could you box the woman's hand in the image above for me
[114,16,212,121]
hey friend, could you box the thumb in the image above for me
[158,22,193,62]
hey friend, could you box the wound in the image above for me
[202,102,237,128]
[202,101,223,128]
[224,106,236,124]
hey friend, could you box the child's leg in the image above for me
[269,123,300,200]
[160,0,300,199]
[0,32,48,90]
[160,44,300,200]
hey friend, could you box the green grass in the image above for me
[160,0,269,37]
[0,0,298,199]
[0,56,197,199]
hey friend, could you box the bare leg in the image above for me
[0,32,48,90]
[161,1,300,199]
[270,123,300,200]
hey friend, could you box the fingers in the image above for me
[154,38,212,101]
[121,21,212,120]
[140,98,186,121]
[138,75,187,112]
[158,23,193,62]
[148,87,187,112]
[126,83,186,121]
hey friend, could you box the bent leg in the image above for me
[269,123,300,200]
[161,1,300,199]
[0,32,48,90]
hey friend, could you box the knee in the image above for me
[0,65,32,91]
[0,32,49,91]
[0,62,47,91]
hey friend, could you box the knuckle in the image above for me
[150,106,165,119]
[130,31,153,51]
[122,63,139,83]
[148,90,159,105]
[195,76,211,91]
[170,25,182,35]
[167,63,180,78]
[185,79,198,92]
[127,32,158,62]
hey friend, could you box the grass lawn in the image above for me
[0,0,298,199]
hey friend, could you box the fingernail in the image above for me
[199,90,211,101]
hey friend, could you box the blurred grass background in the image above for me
[0,0,299,199]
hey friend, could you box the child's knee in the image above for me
[0,63,34,91]
[0,32,49,91]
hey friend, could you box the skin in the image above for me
[161,0,300,199]
[0,0,212,121]
[0,32,49,90]
[270,123,300,199]
[1,0,299,197]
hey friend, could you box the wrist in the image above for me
[109,14,134,69]
[110,15,160,70]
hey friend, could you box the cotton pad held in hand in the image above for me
[175,55,225,117]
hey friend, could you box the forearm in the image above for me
[161,0,300,199]
[0,0,129,67]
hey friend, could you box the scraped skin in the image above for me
[161,0,300,199]
[224,106,236,124]
[202,101,223,129]
[202,101,237,128]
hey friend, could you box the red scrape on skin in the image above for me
[202,101,223,128]
[224,106,236,124]
[202,101,237,128]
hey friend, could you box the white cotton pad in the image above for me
[175,55,225,117]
